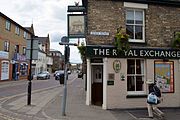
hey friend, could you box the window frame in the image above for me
[4,41,10,52]
[22,47,26,55]
[23,31,27,39]
[15,26,20,35]
[126,9,145,43]
[5,20,11,31]
[15,45,19,53]
[127,59,146,95]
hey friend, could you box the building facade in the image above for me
[0,12,33,81]
[32,35,53,76]
[83,0,180,109]
[49,49,64,72]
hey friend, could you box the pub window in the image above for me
[127,59,145,94]
[4,41,9,52]
[126,9,145,43]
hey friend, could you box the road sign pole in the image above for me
[27,35,33,105]
[59,36,77,116]
[61,49,68,115]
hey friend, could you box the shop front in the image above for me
[86,45,180,109]
[12,53,28,80]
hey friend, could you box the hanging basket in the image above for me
[113,27,129,52]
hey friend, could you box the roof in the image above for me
[37,35,49,44]
[0,12,34,35]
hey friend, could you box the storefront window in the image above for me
[20,63,28,76]
[127,59,145,94]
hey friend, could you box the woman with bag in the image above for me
[147,83,164,118]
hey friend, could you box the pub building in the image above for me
[81,0,180,109]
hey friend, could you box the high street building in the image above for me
[0,12,33,81]
[82,0,180,109]
[0,12,53,81]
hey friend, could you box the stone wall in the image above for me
[86,0,180,47]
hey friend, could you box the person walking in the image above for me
[147,83,164,118]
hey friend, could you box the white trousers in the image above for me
[147,104,164,117]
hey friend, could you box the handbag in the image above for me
[147,92,158,104]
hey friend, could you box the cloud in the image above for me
[0,0,82,63]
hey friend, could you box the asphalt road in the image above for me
[0,73,77,100]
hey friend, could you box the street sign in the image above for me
[26,39,39,50]
[61,36,69,43]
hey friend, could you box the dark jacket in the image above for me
[149,84,161,97]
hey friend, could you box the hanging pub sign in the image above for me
[86,45,180,59]
[68,14,86,38]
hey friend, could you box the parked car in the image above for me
[37,71,50,80]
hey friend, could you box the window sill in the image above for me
[126,94,147,98]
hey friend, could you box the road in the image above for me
[0,73,77,100]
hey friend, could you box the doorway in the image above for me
[91,65,103,106]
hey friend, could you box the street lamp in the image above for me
[59,36,77,116]
[26,35,38,105]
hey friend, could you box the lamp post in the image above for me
[27,35,38,105]
[59,37,77,116]
[27,35,34,105]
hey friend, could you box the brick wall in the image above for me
[86,0,180,47]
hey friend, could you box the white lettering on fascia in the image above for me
[128,50,134,56]
[144,50,150,57]
[93,49,98,55]
[171,51,176,57]
[106,49,110,55]
[165,51,171,57]
[113,49,117,56]
[140,50,144,57]
[133,50,138,56]
[160,51,165,57]
[154,51,160,57]
[149,50,154,57]
[99,49,105,55]
[177,51,180,57]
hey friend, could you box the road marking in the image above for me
[0,112,21,120]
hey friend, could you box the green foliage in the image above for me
[77,43,86,60]
[113,27,129,52]
[172,32,180,48]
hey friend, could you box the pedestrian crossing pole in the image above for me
[59,37,77,116]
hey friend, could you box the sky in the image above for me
[0,0,83,64]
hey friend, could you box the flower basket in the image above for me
[113,27,129,52]
[172,32,180,48]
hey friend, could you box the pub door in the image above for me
[91,65,103,106]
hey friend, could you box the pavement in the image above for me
[0,77,180,120]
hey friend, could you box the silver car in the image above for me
[37,71,50,80]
